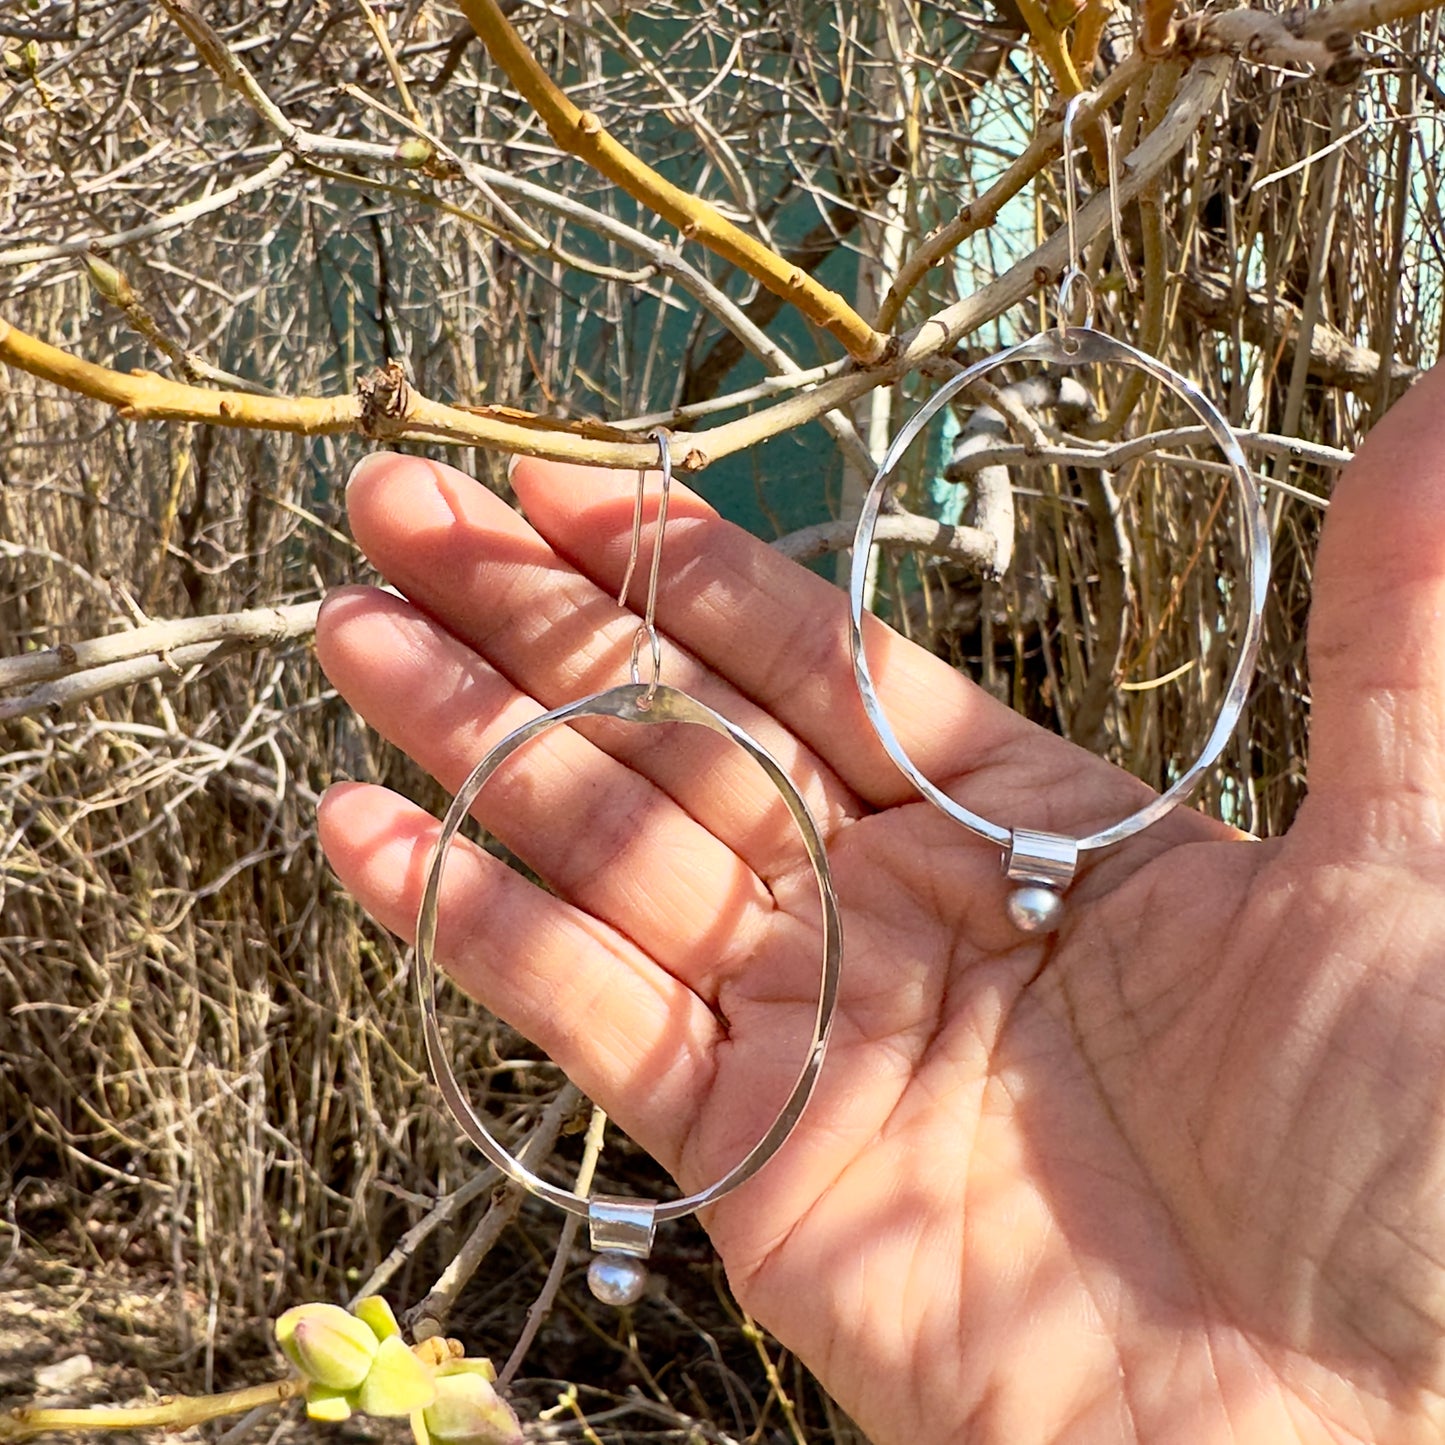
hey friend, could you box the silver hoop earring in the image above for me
[848,94,1270,936]
[417,433,843,1305]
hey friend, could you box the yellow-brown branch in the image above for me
[1015,0,1086,94]
[1139,0,1178,55]
[874,60,1142,331]
[0,1381,295,1441]
[0,319,665,467]
[1070,0,1113,75]
[452,0,889,365]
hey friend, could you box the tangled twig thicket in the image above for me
[1,0,1443,1435]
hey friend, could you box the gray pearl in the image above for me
[1006,883,1064,934]
[587,1252,648,1307]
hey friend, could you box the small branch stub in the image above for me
[357,361,411,435]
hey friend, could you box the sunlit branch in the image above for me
[0,60,1230,474]
[452,0,892,363]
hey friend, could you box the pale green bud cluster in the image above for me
[2,40,41,74]
[274,1300,521,1445]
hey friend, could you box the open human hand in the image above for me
[317,365,1445,1445]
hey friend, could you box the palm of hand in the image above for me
[714,812,1445,1444]
[318,369,1445,1445]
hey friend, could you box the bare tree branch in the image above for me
[0,600,321,691]
[1179,269,1421,396]
[773,511,1000,568]
[1179,0,1445,80]
[0,601,320,722]
[0,59,1235,475]
[453,0,891,362]
[0,153,296,268]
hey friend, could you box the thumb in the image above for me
[1303,362,1445,844]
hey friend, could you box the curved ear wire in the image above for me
[616,430,672,704]
[1058,92,1137,333]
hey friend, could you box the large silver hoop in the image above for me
[416,681,843,1305]
[848,326,1270,934]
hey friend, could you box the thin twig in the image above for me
[772,512,1000,568]
[0,1382,295,1441]
[407,1084,582,1341]
[499,1104,608,1386]
[0,153,296,268]
[356,0,424,127]
[0,601,321,691]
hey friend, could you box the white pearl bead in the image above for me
[587,1252,648,1307]
[1006,883,1064,934]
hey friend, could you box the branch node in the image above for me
[1138,4,1179,58]
[576,110,603,136]
[357,361,411,436]
[1324,52,1367,83]
[867,334,903,368]
[1173,16,1213,54]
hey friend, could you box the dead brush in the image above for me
[0,0,1440,1440]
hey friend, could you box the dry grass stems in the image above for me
[1,0,1442,1439]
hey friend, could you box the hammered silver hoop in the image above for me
[416,681,843,1303]
[848,326,1270,933]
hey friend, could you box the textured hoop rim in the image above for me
[848,325,1271,854]
[416,682,843,1223]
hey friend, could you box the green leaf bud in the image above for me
[356,1336,438,1418]
[303,1384,356,1423]
[436,1358,497,1383]
[421,1371,523,1445]
[83,255,135,307]
[352,1295,402,1343]
[275,1303,379,1390]
[394,137,434,169]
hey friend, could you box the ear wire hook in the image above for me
[1056,92,1136,340]
[617,429,672,707]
